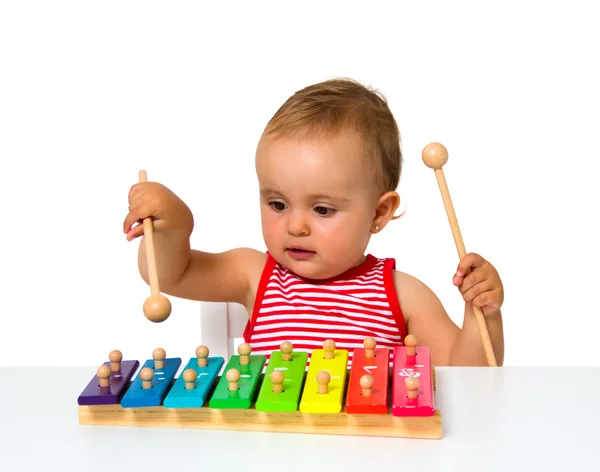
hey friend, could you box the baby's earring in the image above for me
[375,224,380,231]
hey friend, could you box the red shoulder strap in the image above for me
[243,252,277,342]
[382,258,408,342]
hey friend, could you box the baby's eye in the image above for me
[268,201,287,212]
[314,206,337,216]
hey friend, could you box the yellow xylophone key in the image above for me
[299,340,348,414]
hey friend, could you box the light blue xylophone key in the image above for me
[163,356,224,408]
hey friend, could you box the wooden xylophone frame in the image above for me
[78,368,442,439]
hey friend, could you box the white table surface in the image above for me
[0,366,598,471]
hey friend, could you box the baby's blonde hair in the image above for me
[263,78,402,195]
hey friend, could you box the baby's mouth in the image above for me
[286,247,316,259]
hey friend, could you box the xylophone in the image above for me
[77,336,442,439]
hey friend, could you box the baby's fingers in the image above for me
[461,277,494,304]
[471,288,504,314]
[125,220,144,241]
[123,209,141,234]
[455,252,485,278]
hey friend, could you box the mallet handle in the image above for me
[138,170,161,297]
[434,168,498,367]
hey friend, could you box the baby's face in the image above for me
[255,130,379,280]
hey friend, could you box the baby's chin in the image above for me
[277,255,345,281]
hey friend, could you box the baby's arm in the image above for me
[394,270,504,366]
[124,181,266,309]
[154,247,267,309]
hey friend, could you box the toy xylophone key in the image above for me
[299,340,348,414]
[208,343,266,409]
[391,335,435,417]
[345,337,389,414]
[255,341,308,412]
[120,348,182,408]
[77,350,139,405]
[163,345,224,408]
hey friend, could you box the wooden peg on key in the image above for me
[360,374,374,397]
[153,348,166,369]
[227,369,240,391]
[108,350,122,373]
[316,371,330,394]
[404,334,417,357]
[138,170,172,323]
[196,346,209,367]
[323,339,336,360]
[405,376,420,399]
[280,341,293,361]
[238,343,251,365]
[140,367,154,390]
[183,369,197,390]
[271,370,285,393]
[363,337,376,358]
[97,365,111,388]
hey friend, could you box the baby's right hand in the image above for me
[123,181,194,242]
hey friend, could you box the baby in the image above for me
[123,78,504,367]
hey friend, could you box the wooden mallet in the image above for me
[138,170,172,323]
[421,143,497,367]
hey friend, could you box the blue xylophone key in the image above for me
[121,357,182,408]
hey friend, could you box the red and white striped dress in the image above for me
[243,253,407,365]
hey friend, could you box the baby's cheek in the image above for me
[321,223,352,247]
[260,216,278,241]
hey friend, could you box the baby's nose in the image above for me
[287,212,310,236]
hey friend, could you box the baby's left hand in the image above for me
[453,253,504,316]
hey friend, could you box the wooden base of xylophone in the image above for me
[78,339,440,439]
[78,403,442,439]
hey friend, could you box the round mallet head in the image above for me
[143,294,172,323]
[422,142,449,169]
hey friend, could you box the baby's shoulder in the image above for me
[391,269,442,321]
[391,268,428,292]
[233,247,269,275]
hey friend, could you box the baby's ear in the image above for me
[372,191,401,232]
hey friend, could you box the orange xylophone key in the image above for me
[345,337,389,414]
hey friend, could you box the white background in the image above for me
[1,1,598,367]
